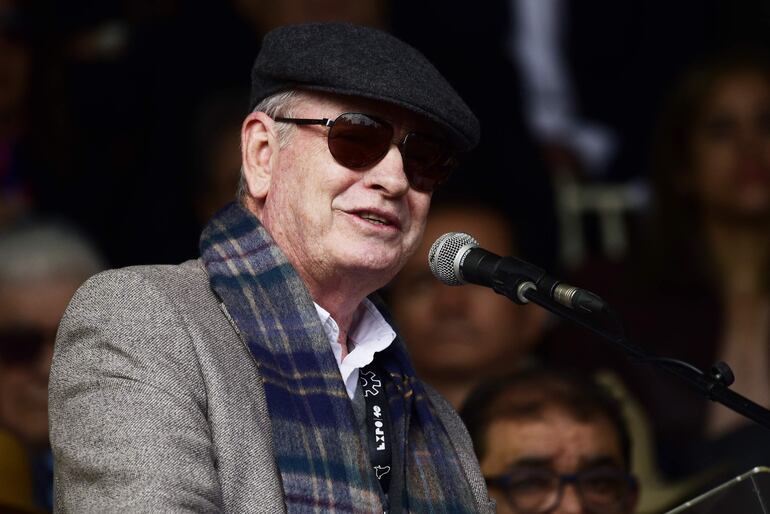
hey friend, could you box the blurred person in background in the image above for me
[651,47,770,443]
[0,221,105,513]
[388,194,547,409]
[541,45,770,494]
[461,366,638,514]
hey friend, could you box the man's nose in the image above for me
[555,483,584,514]
[362,145,411,196]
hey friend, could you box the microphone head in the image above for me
[428,232,479,286]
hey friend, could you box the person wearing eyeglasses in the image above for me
[49,22,493,513]
[461,367,639,514]
[0,221,105,513]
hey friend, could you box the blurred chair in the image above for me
[553,172,649,268]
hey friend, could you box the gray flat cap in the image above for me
[250,22,480,151]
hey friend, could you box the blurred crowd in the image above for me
[2,0,770,512]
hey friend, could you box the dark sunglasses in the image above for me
[274,112,458,193]
[0,326,54,364]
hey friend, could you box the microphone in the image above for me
[428,232,607,313]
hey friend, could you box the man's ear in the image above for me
[241,111,280,201]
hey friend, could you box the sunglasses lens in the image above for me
[401,133,457,192]
[328,113,393,169]
[325,113,456,192]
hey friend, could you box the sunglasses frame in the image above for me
[273,112,457,192]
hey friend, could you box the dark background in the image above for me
[3,0,770,270]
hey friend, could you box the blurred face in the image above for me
[259,94,433,293]
[481,408,635,514]
[390,208,542,380]
[689,70,770,221]
[0,278,80,447]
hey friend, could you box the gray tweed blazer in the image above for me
[49,259,494,513]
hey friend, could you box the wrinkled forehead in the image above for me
[485,409,626,469]
[292,90,454,142]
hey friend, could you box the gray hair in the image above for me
[236,89,304,200]
[0,221,106,285]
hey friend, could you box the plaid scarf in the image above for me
[200,203,478,513]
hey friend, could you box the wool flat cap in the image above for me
[250,22,480,151]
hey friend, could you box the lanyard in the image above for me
[359,363,393,496]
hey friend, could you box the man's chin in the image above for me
[334,248,404,280]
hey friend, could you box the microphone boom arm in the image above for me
[428,230,770,430]
[516,285,770,431]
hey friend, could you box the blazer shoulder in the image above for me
[61,258,229,353]
[49,259,229,512]
[70,258,211,310]
[86,258,208,294]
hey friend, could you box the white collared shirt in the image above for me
[313,299,397,400]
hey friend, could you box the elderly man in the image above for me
[49,23,492,513]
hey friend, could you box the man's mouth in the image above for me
[358,212,390,225]
[351,210,400,229]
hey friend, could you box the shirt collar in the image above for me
[313,299,396,399]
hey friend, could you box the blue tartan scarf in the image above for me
[200,203,478,513]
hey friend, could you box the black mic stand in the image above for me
[495,278,770,431]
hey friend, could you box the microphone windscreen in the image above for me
[428,232,478,286]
